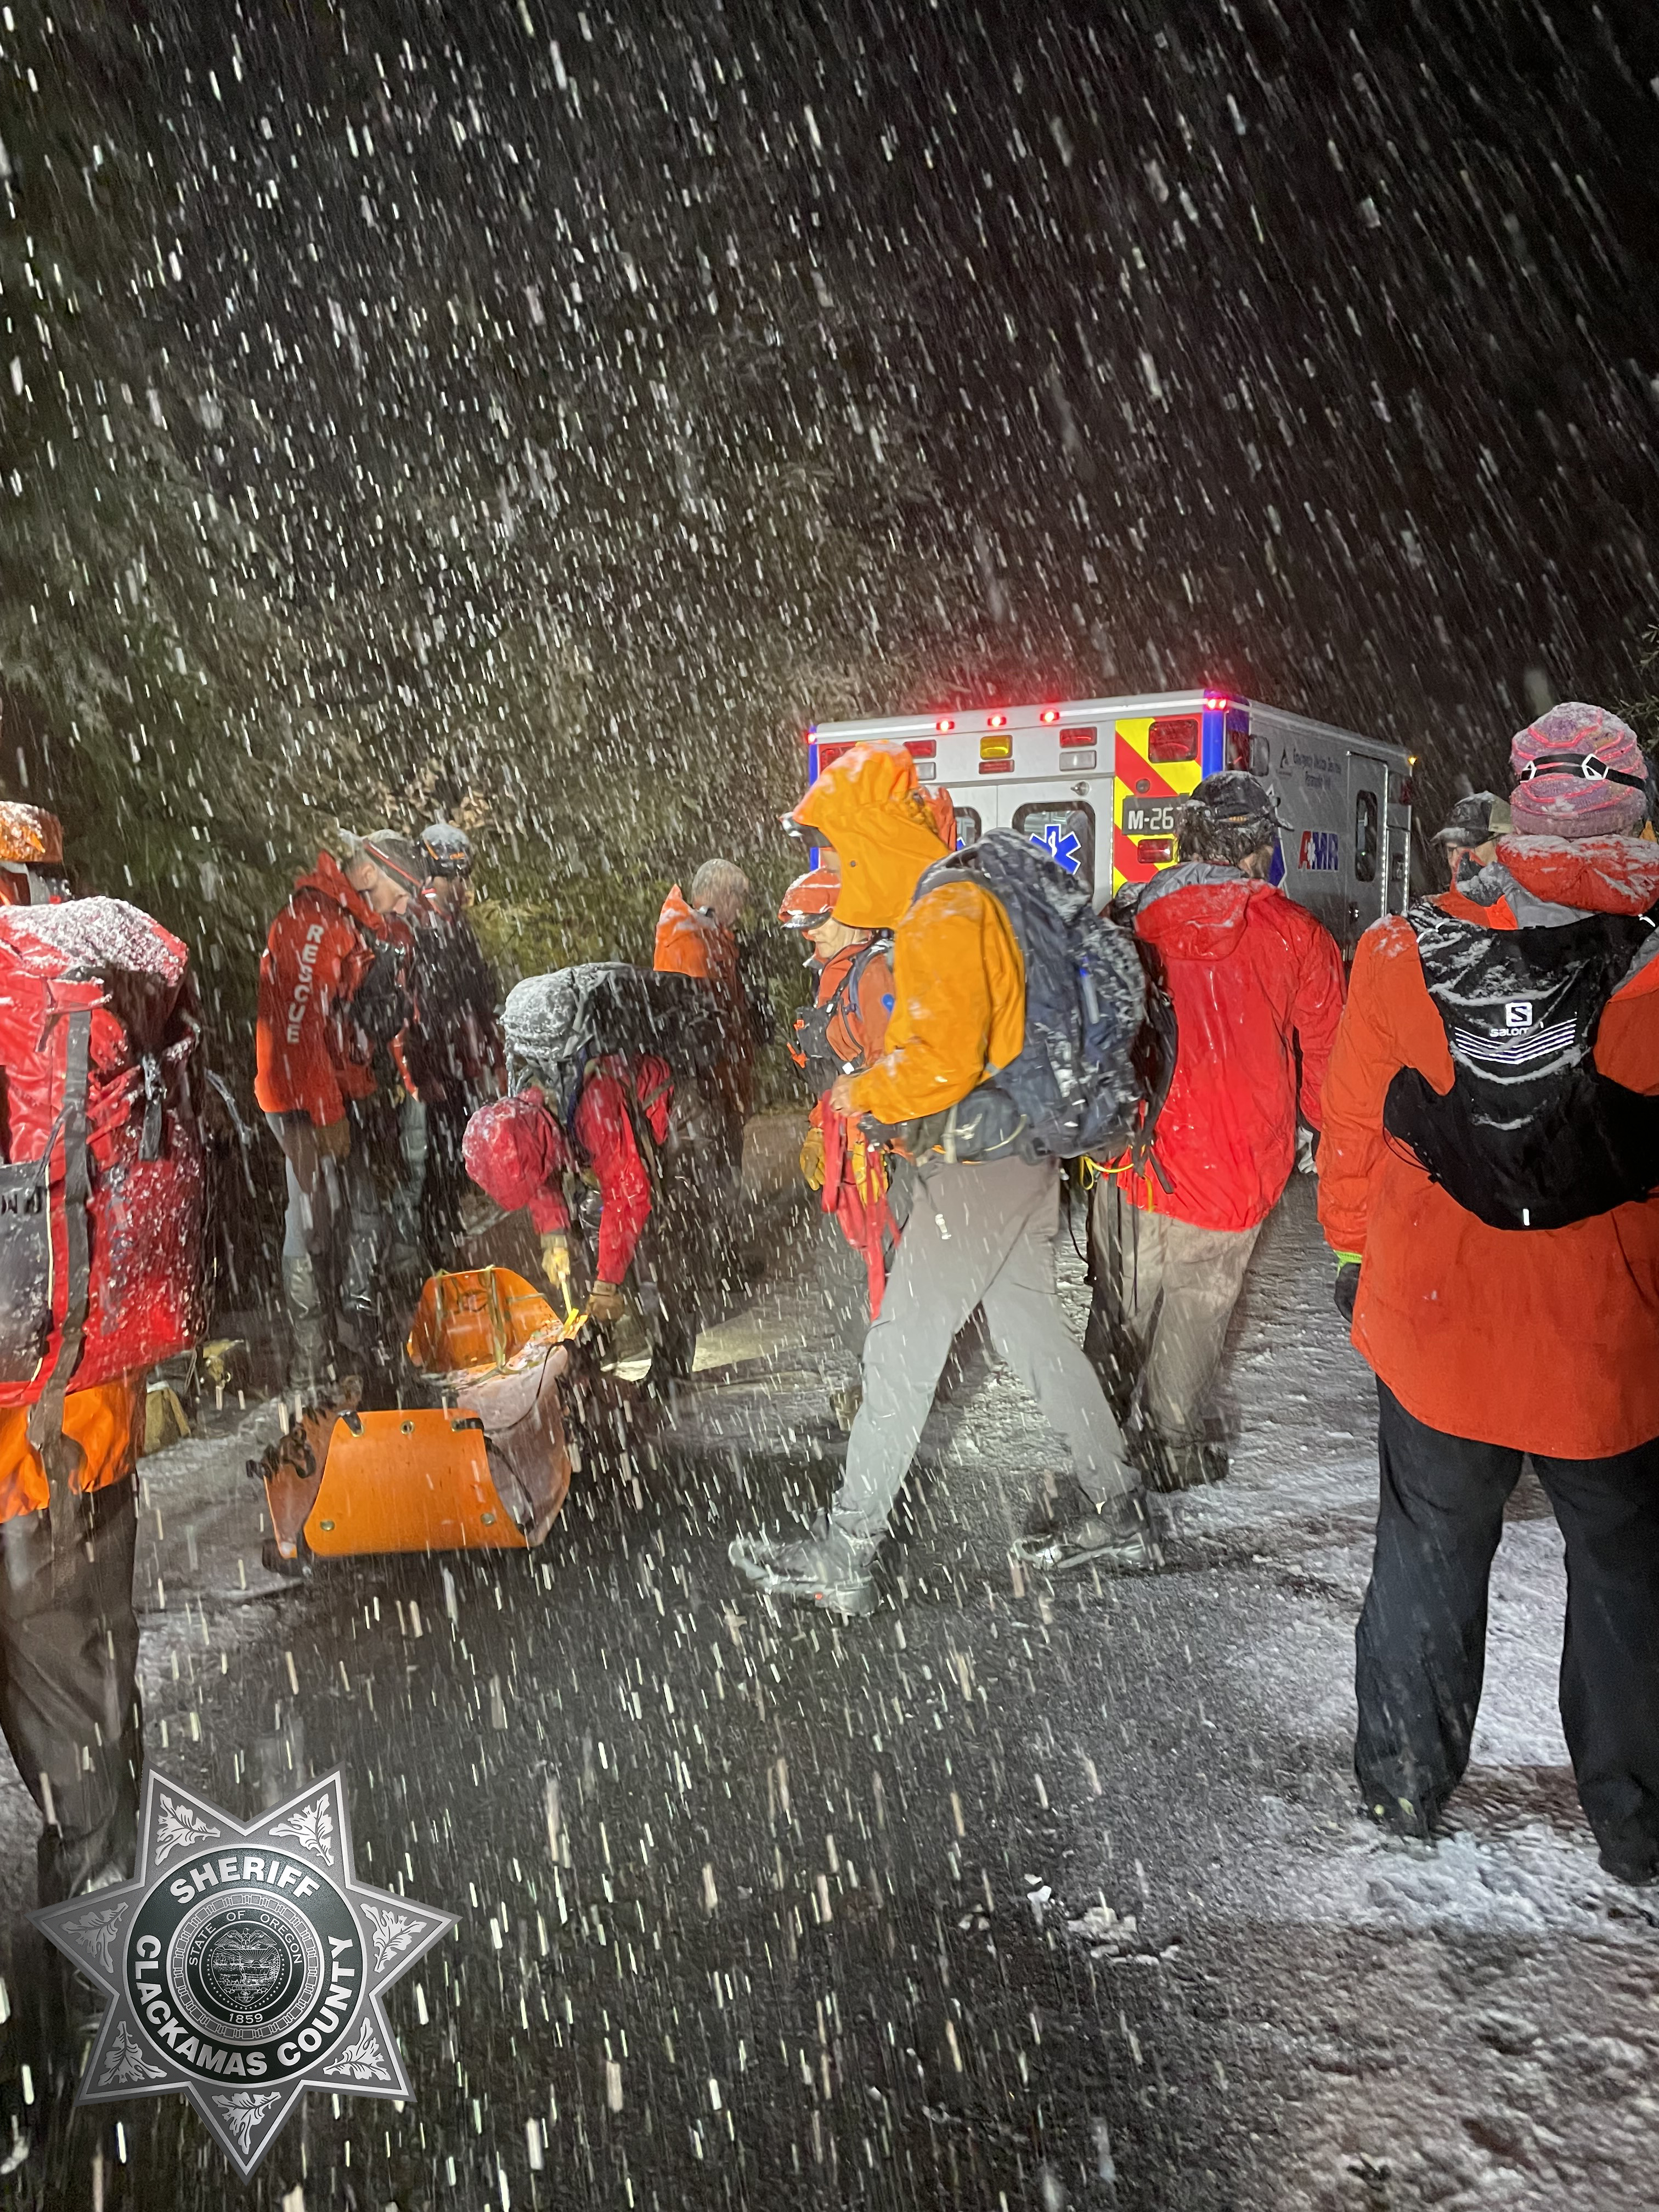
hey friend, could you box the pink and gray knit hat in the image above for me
[1508,702,1650,840]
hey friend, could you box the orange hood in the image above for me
[792,744,949,930]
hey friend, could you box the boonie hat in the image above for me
[1178,769,1284,839]
[1432,792,1507,847]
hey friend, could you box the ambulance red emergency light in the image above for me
[803,690,1412,956]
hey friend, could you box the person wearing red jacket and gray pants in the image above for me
[463,1053,699,1388]
[254,832,424,1386]
[1087,771,1345,1488]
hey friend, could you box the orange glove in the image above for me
[539,1232,574,1304]
[849,1128,886,1205]
[799,1124,826,1191]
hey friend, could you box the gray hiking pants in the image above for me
[266,1109,386,1359]
[1088,1186,1261,1446]
[0,1477,140,1905]
[831,1154,1135,1545]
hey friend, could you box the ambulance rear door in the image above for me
[1385,764,1413,914]
[934,703,1114,909]
[1346,750,1391,953]
[1255,710,1350,948]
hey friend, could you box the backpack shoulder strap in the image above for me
[26,1008,93,1544]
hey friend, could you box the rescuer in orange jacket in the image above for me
[255,832,424,1386]
[654,857,759,1314]
[654,858,754,1124]
[781,868,898,1414]
[730,744,1152,1615]
[1320,704,1659,1880]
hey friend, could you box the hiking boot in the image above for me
[1135,1430,1228,1493]
[1011,1497,1160,1576]
[1021,1471,1091,1538]
[1597,1848,1658,1888]
[728,1515,878,1618]
[1361,1789,1443,1842]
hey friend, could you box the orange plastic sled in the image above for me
[264,1268,574,1561]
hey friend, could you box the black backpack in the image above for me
[877,830,1168,1166]
[1383,898,1659,1229]
[789,939,891,1092]
[501,962,727,1116]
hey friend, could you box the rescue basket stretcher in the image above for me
[255,1267,573,1564]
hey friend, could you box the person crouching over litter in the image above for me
[464,1046,699,1393]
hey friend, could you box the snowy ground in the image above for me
[0,1159,1652,2210]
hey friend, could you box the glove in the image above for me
[314,1117,352,1163]
[539,1231,573,1302]
[587,1280,627,1326]
[1334,1257,1361,1324]
[799,1124,826,1192]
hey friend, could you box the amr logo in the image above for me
[1298,830,1340,872]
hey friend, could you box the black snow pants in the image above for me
[0,1476,142,1903]
[1356,1382,1659,1875]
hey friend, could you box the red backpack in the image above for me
[0,898,206,1445]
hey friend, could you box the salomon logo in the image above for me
[1297,830,1339,871]
[1505,1001,1533,1029]
[1452,1019,1578,1069]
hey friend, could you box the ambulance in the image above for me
[804,689,1413,956]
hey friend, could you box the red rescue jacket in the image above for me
[808,940,898,1315]
[1117,865,1345,1232]
[520,1054,674,1284]
[255,853,405,1125]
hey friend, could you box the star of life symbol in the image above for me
[1031,823,1083,875]
[31,1770,454,2177]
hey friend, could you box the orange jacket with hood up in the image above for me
[653,883,754,1121]
[1318,833,1659,1459]
[792,745,1025,1128]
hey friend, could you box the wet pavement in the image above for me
[2,1172,1654,2211]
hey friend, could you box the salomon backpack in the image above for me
[0,898,207,1437]
[891,831,1156,1165]
[502,962,727,1107]
[1383,898,1659,1229]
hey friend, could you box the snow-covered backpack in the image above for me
[1383,897,1659,1229]
[0,898,207,1477]
[885,831,1161,1165]
[502,962,726,1115]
